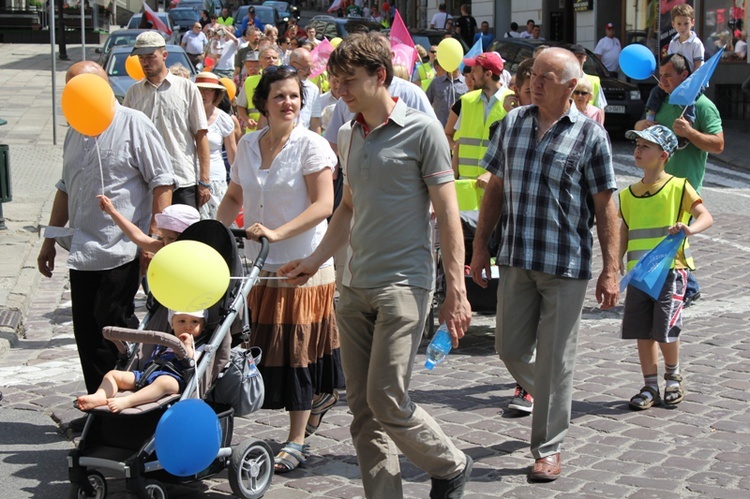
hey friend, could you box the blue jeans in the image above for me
[685,270,700,298]
[646,86,696,123]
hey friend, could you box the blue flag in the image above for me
[459,38,484,73]
[620,232,686,300]
[668,47,724,107]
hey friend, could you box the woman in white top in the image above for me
[195,72,237,220]
[216,65,343,473]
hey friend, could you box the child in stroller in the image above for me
[75,309,207,413]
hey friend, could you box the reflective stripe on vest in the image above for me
[456,88,512,179]
[243,74,262,132]
[619,176,695,271]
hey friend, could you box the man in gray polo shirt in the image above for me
[125,31,210,209]
[279,34,473,499]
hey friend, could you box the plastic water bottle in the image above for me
[425,324,452,370]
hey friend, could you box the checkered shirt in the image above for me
[481,104,617,279]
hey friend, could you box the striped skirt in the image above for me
[248,265,344,411]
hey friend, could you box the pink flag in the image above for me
[391,43,418,76]
[389,9,414,49]
[310,38,334,79]
[143,2,172,35]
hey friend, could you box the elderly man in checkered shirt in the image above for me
[469,48,620,483]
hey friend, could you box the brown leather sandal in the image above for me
[629,385,661,410]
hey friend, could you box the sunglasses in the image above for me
[430,50,437,54]
[573,90,590,96]
[263,64,297,75]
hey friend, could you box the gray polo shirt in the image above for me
[123,72,207,189]
[337,98,454,290]
[426,73,469,127]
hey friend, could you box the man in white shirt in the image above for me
[181,22,208,67]
[519,19,535,38]
[290,48,320,129]
[594,23,622,74]
[429,3,452,30]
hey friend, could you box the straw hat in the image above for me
[194,72,226,90]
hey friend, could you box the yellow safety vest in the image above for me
[587,73,603,108]
[456,88,512,179]
[619,176,694,271]
[417,63,436,91]
[312,72,330,93]
[243,74,261,133]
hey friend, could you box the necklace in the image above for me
[266,129,291,154]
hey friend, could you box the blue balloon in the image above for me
[155,399,222,477]
[619,44,657,80]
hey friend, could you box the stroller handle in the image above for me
[231,230,269,272]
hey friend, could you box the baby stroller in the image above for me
[68,220,273,499]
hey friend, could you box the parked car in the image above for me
[487,38,645,132]
[95,29,150,65]
[305,15,381,40]
[262,1,300,24]
[233,4,285,36]
[105,45,196,103]
[169,7,199,35]
[126,13,179,45]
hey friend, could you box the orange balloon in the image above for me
[61,74,115,136]
[219,77,236,101]
[125,55,145,80]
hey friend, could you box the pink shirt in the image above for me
[583,104,604,126]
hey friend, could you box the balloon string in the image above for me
[95,137,104,195]
[229,276,288,280]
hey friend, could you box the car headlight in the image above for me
[629,90,641,100]
[283,16,289,22]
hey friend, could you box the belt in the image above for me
[187,52,203,56]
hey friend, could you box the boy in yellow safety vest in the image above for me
[618,125,713,411]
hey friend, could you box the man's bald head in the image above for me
[290,48,313,79]
[66,61,108,83]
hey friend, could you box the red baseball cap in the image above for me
[463,52,504,75]
[605,23,615,29]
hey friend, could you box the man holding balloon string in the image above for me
[38,61,174,408]
[124,31,211,210]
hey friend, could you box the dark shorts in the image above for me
[133,369,185,391]
[622,268,688,343]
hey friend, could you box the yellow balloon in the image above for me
[147,240,230,312]
[125,54,145,80]
[219,77,236,101]
[436,38,464,72]
[61,73,116,136]
[330,37,343,48]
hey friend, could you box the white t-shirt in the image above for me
[430,12,452,29]
[668,32,705,71]
[230,125,337,270]
[311,91,338,133]
[215,39,238,71]
[594,36,622,72]
[300,79,320,129]
[206,110,235,181]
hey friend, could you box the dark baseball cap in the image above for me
[569,44,586,55]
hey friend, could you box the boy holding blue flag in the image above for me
[619,125,713,410]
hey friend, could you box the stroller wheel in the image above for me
[144,479,168,499]
[69,470,107,499]
[229,439,274,499]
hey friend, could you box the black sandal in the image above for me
[663,373,685,405]
[629,385,661,410]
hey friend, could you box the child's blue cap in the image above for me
[625,124,678,157]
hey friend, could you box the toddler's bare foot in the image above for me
[75,393,107,411]
[106,396,134,413]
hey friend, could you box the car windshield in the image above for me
[178,0,204,10]
[264,1,288,11]
[103,32,141,52]
[170,9,198,24]
[254,8,275,25]
[107,50,195,78]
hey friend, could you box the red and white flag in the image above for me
[143,2,172,36]
[327,0,343,13]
